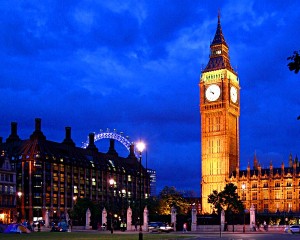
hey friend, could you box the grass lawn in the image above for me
[0,232,195,240]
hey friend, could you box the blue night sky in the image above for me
[0,1,299,196]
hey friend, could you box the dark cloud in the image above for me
[0,0,299,196]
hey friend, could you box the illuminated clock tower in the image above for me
[199,14,240,213]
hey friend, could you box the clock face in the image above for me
[205,84,221,102]
[230,86,238,103]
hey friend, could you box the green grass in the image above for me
[0,232,195,240]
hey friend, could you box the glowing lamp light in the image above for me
[136,141,146,153]
[109,178,115,186]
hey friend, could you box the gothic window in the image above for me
[242,192,246,201]
[263,191,269,200]
[252,192,257,200]
[263,182,268,188]
[215,117,221,131]
[216,139,221,153]
[252,183,257,188]
[287,191,292,199]
[216,161,221,174]
[275,191,281,199]
[287,182,292,187]
[209,140,214,154]
[275,182,280,187]
[208,118,213,132]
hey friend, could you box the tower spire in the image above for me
[211,11,228,47]
[202,13,236,74]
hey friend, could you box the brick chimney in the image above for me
[107,139,118,156]
[62,127,75,147]
[6,122,21,143]
[86,133,98,151]
[127,143,136,159]
[30,118,46,140]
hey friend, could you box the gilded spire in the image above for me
[211,11,228,47]
[202,13,236,73]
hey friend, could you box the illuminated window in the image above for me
[252,192,257,200]
[209,140,214,154]
[216,139,221,153]
[287,191,292,199]
[263,191,269,200]
[207,118,213,132]
[215,117,221,131]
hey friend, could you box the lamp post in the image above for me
[73,196,77,205]
[17,192,22,222]
[109,178,115,234]
[242,183,246,233]
[136,141,145,240]
[121,189,126,223]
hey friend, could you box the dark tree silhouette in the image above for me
[287,51,300,120]
[208,183,244,214]
[287,51,300,74]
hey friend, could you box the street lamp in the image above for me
[242,183,246,233]
[109,178,115,234]
[136,141,145,240]
[121,189,126,224]
[17,192,23,222]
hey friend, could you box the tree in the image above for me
[208,183,244,215]
[70,198,101,228]
[287,51,300,74]
[158,186,190,215]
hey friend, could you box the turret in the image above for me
[289,153,293,167]
[253,152,258,170]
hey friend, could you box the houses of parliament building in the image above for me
[200,15,300,214]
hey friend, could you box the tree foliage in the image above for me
[157,186,190,215]
[208,183,244,214]
[70,198,101,227]
[287,51,300,74]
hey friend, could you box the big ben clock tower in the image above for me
[199,14,240,213]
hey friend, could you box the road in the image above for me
[187,232,297,240]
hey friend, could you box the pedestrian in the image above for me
[68,219,72,231]
[183,222,187,233]
[31,221,35,232]
[224,221,228,231]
